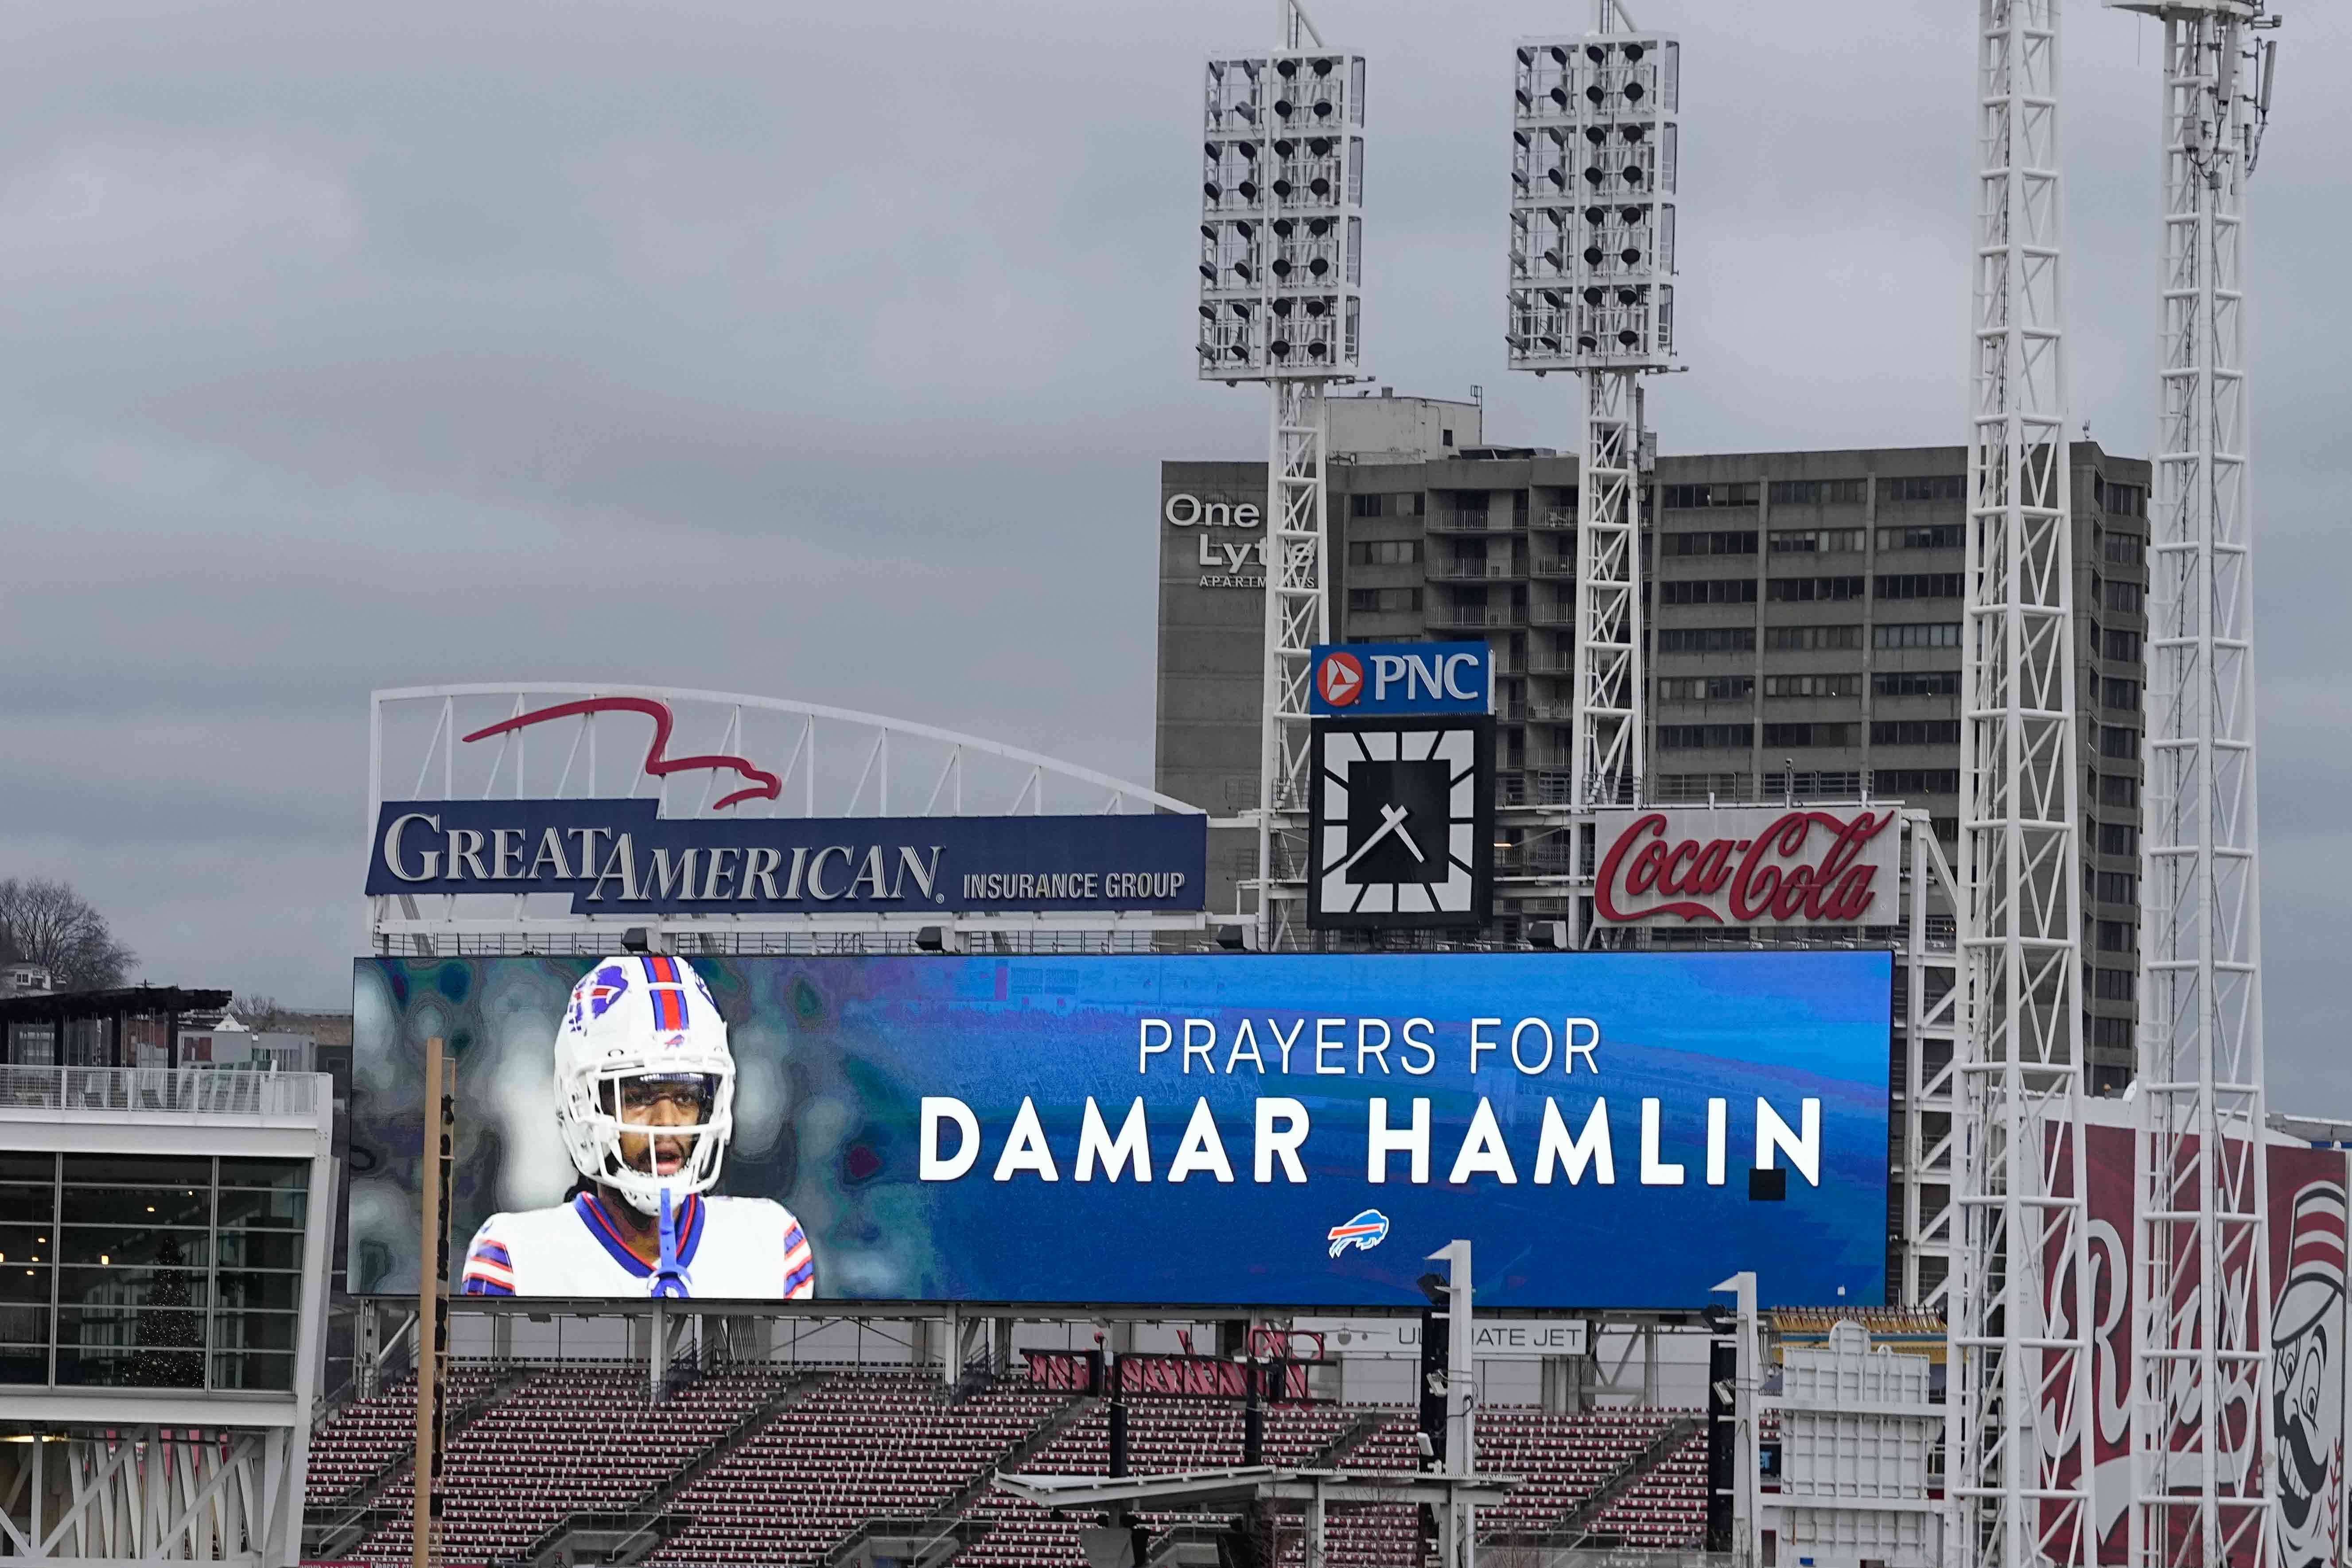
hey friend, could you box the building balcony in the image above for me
[1429,510,1519,535]
[1427,560,1521,582]
[1524,655,1575,676]
[1536,507,1578,530]
[1427,608,1519,630]
[1527,702,1575,724]
[1525,605,1577,628]
[1529,558,1576,579]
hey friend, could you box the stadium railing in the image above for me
[0,1063,321,1117]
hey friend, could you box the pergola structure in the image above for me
[0,986,231,1071]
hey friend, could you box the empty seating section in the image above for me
[352,1364,796,1564]
[644,1372,1073,1568]
[303,1367,498,1515]
[306,1367,1713,1568]
[1584,1422,1709,1550]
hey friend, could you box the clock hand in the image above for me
[1332,803,1411,877]
[1392,815,1426,863]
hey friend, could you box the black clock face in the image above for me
[1308,717,1495,930]
[1342,759,1453,886]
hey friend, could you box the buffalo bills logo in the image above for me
[1327,1209,1389,1258]
[585,965,630,1020]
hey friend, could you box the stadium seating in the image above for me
[303,1367,500,1517]
[305,1365,1718,1568]
[349,1364,798,1564]
[644,1371,1076,1568]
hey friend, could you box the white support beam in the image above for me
[1948,7,2099,1568]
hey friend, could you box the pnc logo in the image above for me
[1316,653,1365,708]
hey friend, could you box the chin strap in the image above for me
[649,1188,692,1299]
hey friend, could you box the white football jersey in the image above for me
[460,1192,815,1300]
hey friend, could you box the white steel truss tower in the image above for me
[1948,5,2099,1568]
[1198,0,1364,950]
[1505,1,1679,813]
[2111,4,2280,1565]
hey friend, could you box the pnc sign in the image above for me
[1592,808,1902,928]
[1308,641,1491,716]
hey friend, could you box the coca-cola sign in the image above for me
[1593,808,1902,926]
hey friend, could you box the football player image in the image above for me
[460,954,815,1300]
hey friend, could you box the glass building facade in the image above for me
[0,1151,308,1390]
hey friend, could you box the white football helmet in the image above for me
[552,955,735,1216]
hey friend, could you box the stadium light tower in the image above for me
[1199,0,1366,951]
[2106,4,2282,1564]
[1945,5,2098,1568]
[1505,3,1679,810]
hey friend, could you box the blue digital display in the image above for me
[350,951,1891,1308]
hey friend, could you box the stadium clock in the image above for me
[1306,715,1495,931]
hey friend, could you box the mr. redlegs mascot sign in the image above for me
[1593,808,1901,926]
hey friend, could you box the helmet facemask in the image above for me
[568,1065,733,1217]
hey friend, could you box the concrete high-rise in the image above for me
[1154,391,2150,1086]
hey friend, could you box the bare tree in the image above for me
[232,994,285,1029]
[0,878,136,991]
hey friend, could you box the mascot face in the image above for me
[2272,1181,2347,1568]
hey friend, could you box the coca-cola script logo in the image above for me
[1594,809,1898,925]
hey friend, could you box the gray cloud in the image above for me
[2,0,2345,1108]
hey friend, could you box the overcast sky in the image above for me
[2,0,2344,1092]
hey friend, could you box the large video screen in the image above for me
[349,951,1890,1308]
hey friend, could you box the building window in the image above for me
[1874,622,1962,650]
[1881,475,1967,504]
[1766,576,1865,602]
[1347,539,1423,566]
[1763,673,1859,699]
[1871,719,1962,746]
[1349,494,1385,518]
[1442,428,1454,447]
[1878,523,1964,551]
[1658,675,1754,701]
[1872,768,1961,795]
[2093,477,2148,517]
[1767,479,1866,506]
[1765,625,1866,652]
[1659,724,1755,750]
[1762,722,1855,748]
[1873,670,1961,697]
[1769,528,1866,553]
[1660,530,1758,557]
[2104,532,2145,565]
[1875,573,1965,600]
[2096,920,2134,953]
[1660,578,1759,605]
[2105,580,2143,613]
[2100,726,2139,759]
[1661,482,1759,509]
[2098,822,2138,856]
[2095,870,2138,905]
[2090,1016,2134,1049]
[2101,676,2140,710]
[1346,587,1423,613]
[2103,629,2141,661]
[1656,627,1757,654]
[2092,967,2136,1001]
[2099,773,2139,807]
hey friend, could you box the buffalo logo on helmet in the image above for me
[2272,1179,2347,1568]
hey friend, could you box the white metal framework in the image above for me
[1948,5,2099,1568]
[365,685,1205,952]
[2110,4,2280,1564]
[1199,0,1363,949]
[1506,3,1678,812]
[0,1428,306,1567]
